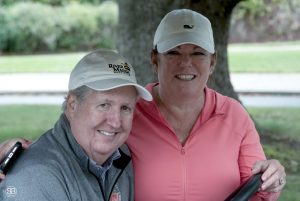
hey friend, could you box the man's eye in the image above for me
[99,103,110,110]
[121,105,132,113]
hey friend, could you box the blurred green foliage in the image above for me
[228,0,300,43]
[233,0,299,21]
[0,0,115,6]
[0,1,118,53]
[1,0,299,53]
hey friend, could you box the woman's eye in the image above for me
[166,50,180,55]
[193,51,206,56]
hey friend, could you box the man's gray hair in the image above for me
[62,86,91,112]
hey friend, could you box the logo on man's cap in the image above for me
[108,62,131,76]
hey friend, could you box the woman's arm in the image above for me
[0,138,32,180]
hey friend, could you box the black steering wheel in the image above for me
[224,173,263,201]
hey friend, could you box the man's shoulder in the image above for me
[0,161,71,201]
[5,131,70,178]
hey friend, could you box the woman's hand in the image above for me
[252,159,286,192]
[0,138,32,180]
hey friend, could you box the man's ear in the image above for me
[67,94,77,111]
[64,94,77,121]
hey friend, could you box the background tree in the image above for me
[118,0,243,100]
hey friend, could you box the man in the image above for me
[0,49,152,201]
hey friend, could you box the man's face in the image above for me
[67,86,137,165]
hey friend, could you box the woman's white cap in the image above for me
[153,9,215,54]
[69,49,153,101]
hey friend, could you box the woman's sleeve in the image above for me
[238,112,280,201]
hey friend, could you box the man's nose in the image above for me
[106,110,121,128]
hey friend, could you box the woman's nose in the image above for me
[179,54,192,66]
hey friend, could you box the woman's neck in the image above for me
[155,85,205,111]
[154,85,205,145]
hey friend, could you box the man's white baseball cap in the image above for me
[153,9,215,54]
[69,49,152,101]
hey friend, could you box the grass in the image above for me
[248,107,300,172]
[0,41,299,73]
[228,41,300,73]
[0,105,299,200]
[247,107,300,140]
[0,105,61,141]
[278,174,300,201]
[0,52,85,73]
[228,51,300,73]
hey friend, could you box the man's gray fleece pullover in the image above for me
[0,114,134,201]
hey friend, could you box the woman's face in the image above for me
[153,44,216,96]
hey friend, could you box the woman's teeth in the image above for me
[176,74,195,80]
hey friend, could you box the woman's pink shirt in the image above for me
[127,84,279,201]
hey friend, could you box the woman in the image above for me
[126,9,285,200]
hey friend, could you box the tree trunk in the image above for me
[118,0,242,100]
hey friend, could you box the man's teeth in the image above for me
[99,131,116,136]
[176,74,195,80]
